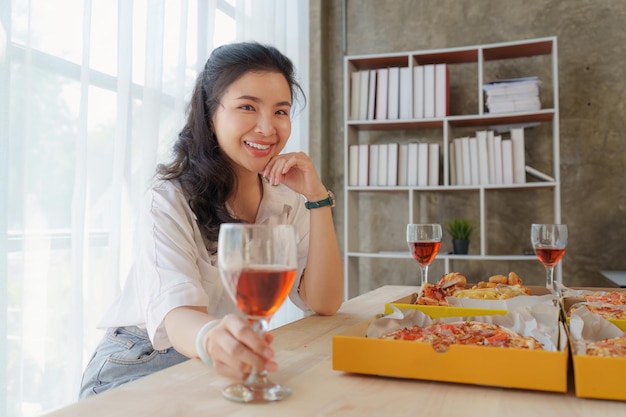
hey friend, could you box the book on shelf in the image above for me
[367,69,377,120]
[358,70,369,120]
[461,137,471,185]
[357,143,369,186]
[476,130,490,185]
[375,68,388,120]
[468,137,479,185]
[407,143,419,186]
[417,142,429,186]
[387,143,399,186]
[348,144,359,186]
[511,127,526,184]
[526,165,555,182]
[493,134,503,184]
[428,143,440,186]
[377,143,389,186]
[434,63,449,117]
[423,64,435,118]
[398,143,409,186]
[453,137,464,186]
[368,144,379,186]
[387,67,400,120]
[486,130,496,184]
[449,141,457,185]
[413,65,424,119]
[501,139,514,185]
[399,67,412,119]
[350,71,360,120]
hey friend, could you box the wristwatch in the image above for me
[305,190,336,209]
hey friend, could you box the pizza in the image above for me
[581,304,626,320]
[582,291,626,305]
[380,321,544,352]
[586,335,626,357]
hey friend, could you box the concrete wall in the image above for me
[310,0,626,294]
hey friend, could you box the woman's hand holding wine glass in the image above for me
[217,223,298,403]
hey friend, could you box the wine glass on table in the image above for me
[530,224,568,298]
[406,224,442,291]
[217,223,298,403]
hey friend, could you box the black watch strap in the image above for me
[305,190,336,209]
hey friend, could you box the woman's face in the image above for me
[212,71,292,177]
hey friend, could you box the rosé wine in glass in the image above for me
[531,224,568,298]
[407,224,442,289]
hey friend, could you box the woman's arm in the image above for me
[262,152,344,315]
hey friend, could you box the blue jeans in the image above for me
[79,326,188,399]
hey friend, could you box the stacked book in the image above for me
[482,77,542,114]
[349,64,449,121]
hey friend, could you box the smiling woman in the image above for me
[2,1,310,416]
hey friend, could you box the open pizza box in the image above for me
[333,293,568,393]
[561,287,626,331]
[567,306,626,401]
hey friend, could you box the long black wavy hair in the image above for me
[157,42,305,250]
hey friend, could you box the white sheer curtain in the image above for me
[1,1,309,416]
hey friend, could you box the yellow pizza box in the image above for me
[332,315,569,393]
[385,286,552,317]
[572,354,626,400]
[563,287,626,331]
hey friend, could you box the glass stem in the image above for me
[245,318,273,390]
[546,266,561,298]
[420,264,429,288]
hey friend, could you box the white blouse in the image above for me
[98,179,311,350]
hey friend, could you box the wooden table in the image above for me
[44,285,625,416]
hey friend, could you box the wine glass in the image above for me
[530,224,567,298]
[217,223,298,403]
[406,224,442,289]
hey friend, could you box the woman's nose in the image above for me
[255,113,277,136]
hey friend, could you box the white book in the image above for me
[453,137,464,186]
[423,64,436,118]
[461,137,471,185]
[434,63,449,118]
[368,144,379,186]
[387,143,399,186]
[468,137,479,185]
[449,141,457,185]
[476,130,489,185]
[367,69,377,120]
[350,71,360,120]
[413,65,424,119]
[486,130,496,184]
[501,139,514,184]
[398,144,409,186]
[357,143,369,186]
[417,143,429,186]
[407,143,419,186]
[387,67,400,120]
[428,143,440,186]
[358,70,370,121]
[348,144,359,186]
[526,165,555,182]
[399,67,412,119]
[375,68,389,120]
[377,143,388,186]
[494,134,503,184]
[511,127,526,184]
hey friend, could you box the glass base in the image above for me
[222,382,292,403]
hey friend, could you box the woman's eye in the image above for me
[276,109,289,115]
[240,104,255,111]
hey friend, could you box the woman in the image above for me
[79,42,343,398]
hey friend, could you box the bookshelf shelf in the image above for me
[343,37,560,298]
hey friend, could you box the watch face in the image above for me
[328,190,336,207]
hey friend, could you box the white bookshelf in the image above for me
[343,37,561,298]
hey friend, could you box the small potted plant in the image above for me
[445,217,474,255]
